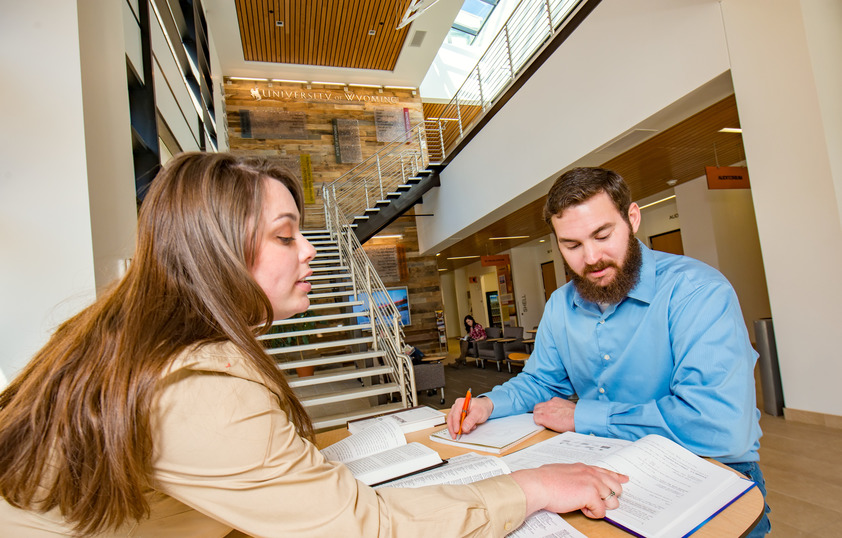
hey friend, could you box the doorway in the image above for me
[650,229,684,255]
[541,261,557,302]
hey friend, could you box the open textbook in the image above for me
[502,432,756,538]
[429,413,545,454]
[320,419,444,486]
[347,405,445,434]
[381,452,586,538]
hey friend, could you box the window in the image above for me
[446,0,499,46]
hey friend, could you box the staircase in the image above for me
[260,229,415,431]
[322,123,440,243]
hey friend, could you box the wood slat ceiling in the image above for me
[234,0,413,70]
[431,95,745,271]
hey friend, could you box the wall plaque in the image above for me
[333,118,362,163]
[375,108,405,142]
[363,244,407,281]
[240,109,307,139]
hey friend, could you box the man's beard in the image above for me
[566,232,642,305]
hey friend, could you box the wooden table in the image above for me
[317,426,764,537]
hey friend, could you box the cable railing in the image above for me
[333,225,416,407]
[425,0,585,162]
[323,123,429,231]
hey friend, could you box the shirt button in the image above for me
[600,319,605,324]
[603,354,610,361]
[599,387,605,394]
[504,522,512,531]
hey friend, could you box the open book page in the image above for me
[344,442,443,486]
[378,454,585,538]
[430,413,545,453]
[509,511,587,538]
[376,452,509,488]
[595,434,754,538]
[320,418,406,463]
[503,432,754,538]
[503,432,631,470]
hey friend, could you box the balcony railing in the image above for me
[425,0,585,163]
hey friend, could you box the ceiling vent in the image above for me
[410,31,427,48]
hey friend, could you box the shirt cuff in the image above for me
[484,391,513,419]
[469,474,526,535]
[573,398,612,436]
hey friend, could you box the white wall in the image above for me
[722,0,842,416]
[0,1,98,383]
[79,0,138,291]
[673,175,771,342]
[417,0,732,254]
[509,243,547,331]
[800,0,842,231]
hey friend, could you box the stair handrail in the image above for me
[331,225,417,407]
[323,123,428,231]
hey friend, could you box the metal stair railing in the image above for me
[323,123,430,231]
[424,0,586,162]
[333,225,416,407]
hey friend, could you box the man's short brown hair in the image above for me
[543,167,632,225]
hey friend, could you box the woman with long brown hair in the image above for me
[0,152,624,536]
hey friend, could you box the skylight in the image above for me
[447,0,499,46]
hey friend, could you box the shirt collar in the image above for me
[569,240,656,309]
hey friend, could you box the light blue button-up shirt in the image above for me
[487,242,761,463]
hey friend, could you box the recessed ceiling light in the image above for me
[719,127,742,134]
[368,29,376,36]
[489,235,530,240]
[276,21,284,27]
[446,255,480,260]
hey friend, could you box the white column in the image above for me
[721,0,842,417]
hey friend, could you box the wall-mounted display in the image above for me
[375,108,406,142]
[239,109,307,139]
[352,287,411,326]
[333,118,362,163]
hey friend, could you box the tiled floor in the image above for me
[415,338,842,537]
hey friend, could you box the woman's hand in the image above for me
[511,464,628,519]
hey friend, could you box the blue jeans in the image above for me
[726,461,771,537]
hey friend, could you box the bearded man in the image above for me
[446,167,770,536]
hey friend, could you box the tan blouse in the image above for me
[0,342,526,536]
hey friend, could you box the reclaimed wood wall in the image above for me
[224,78,443,354]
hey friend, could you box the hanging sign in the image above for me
[705,166,750,189]
[481,255,509,267]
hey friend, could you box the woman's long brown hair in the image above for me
[0,152,314,534]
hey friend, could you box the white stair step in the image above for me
[310,258,342,266]
[277,350,386,370]
[311,403,406,430]
[288,365,393,388]
[258,322,372,342]
[353,215,370,221]
[299,383,400,407]
[309,290,355,300]
[311,265,349,273]
[266,335,373,355]
[309,281,353,291]
[271,310,365,327]
[306,300,363,312]
[306,273,351,281]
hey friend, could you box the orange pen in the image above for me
[456,388,472,440]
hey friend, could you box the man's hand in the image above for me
[511,464,628,518]
[445,396,494,439]
[532,397,577,432]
